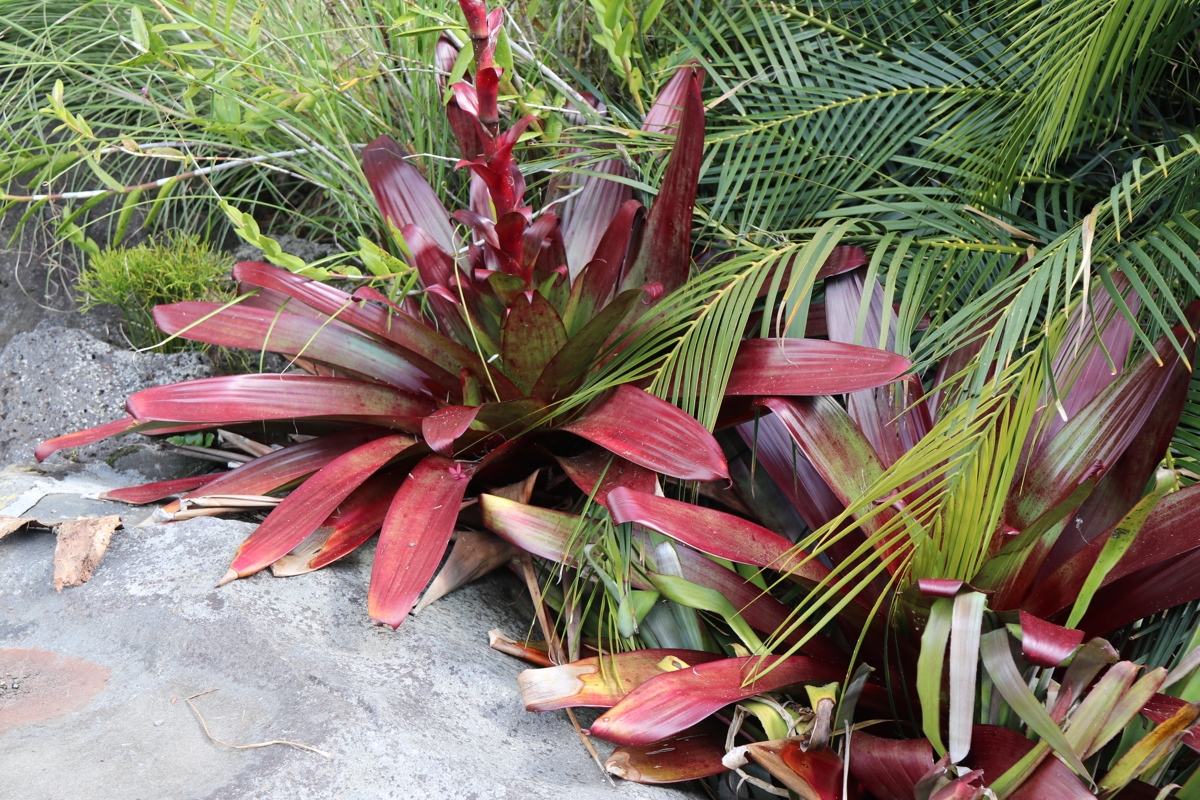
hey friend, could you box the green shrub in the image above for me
[77,232,233,351]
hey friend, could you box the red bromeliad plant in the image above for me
[36,0,909,635]
[498,261,1200,796]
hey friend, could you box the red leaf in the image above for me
[517,649,725,710]
[961,725,1094,799]
[1019,611,1083,667]
[562,386,728,481]
[918,579,968,598]
[620,67,704,298]
[606,723,729,784]
[368,455,475,628]
[736,415,843,534]
[557,156,631,276]
[1029,483,1200,619]
[225,435,414,580]
[727,339,911,396]
[563,199,645,330]
[1078,543,1200,636]
[98,472,225,504]
[554,447,658,507]
[162,429,394,513]
[607,487,830,585]
[642,61,706,135]
[779,742,847,800]
[291,470,405,572]
[362,134,457,257]
[422,405,481,456]
[586,655,845,745]
[126,374,436,433]
[154,302,437,395]
[35,418,211,462]
[848,732,935,800]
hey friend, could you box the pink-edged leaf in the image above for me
[533,285,648,400]
[586,655,845,745]
[727,339,911,396]
[97,472,225,504]
[162,428,394,512]
[848,733,935,800]
[422,405,481,456]
[126,375,436,433]
[478,493,580,563]
[277,470,406,574]
[607,487,829,584]
[362,134,457,256]
[34,418,219,462]
[1138,694,1200,753]
[1029,483,1200,619]
[562,386,728,481]
[736,415,843,534]
[232,262,518,400]
[1019,611,1084,668]
[620,67,704,298]
[554,446,658,507]
[1013,326,1196,529]
[641,61,705,135]
[368,455,475,628]
[154,302,437,395]
[501,291,567,393]
[517,649,725,711]
[225,435,413,580]
[563,199,646,333]
[606,723,728,784]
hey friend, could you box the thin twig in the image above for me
[185,689,332,758]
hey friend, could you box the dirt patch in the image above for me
[0,648,111,734]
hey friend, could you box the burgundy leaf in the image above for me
[154,302,437,395]
[35,417,145,462]
[368,455,475,628]
[534,285,648,401]
[962,725,1094,800]
[556,157,631,277]
[727,339,911,396]
[1078,543,1200,636]
[736,415,843,535]
[586,655,845,745]
[848,733,935,800]
[1019,611,1084,668]
[126,374,436,433]
[562,386,728,481]
[620,67,704,298]
[918,579,968,598]
[1139,694,1200,753]
[362,135,457,256]
[224,435,414,581]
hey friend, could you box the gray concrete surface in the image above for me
[0,466,700,800]
[0,326,212,473]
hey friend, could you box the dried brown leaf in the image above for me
[52,516,121,592]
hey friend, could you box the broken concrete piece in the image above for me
[52,515,122,592]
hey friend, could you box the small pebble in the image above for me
[11,684,18,690]
[153,720,163,727]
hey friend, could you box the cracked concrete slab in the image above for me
[0,470,700,800]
